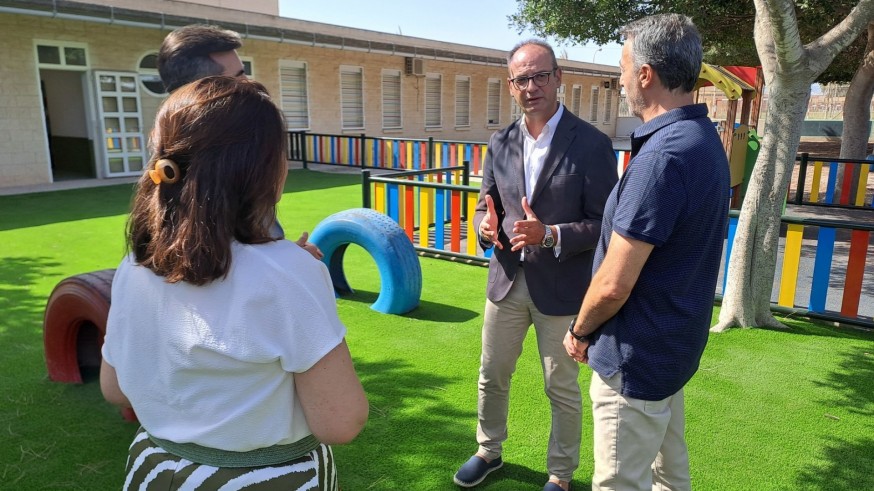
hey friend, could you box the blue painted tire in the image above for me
[309,208,421,314]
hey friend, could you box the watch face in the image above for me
[542,228,555,247]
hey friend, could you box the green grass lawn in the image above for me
[1,170,873,490]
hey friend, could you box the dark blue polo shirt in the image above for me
[588,103,730,401]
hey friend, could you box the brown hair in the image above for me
[127,76,287,285]
[158,24,242,93]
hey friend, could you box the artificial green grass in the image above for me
[1,170,873,490]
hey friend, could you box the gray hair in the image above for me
[507,39,559,72]
[620,14,702,93]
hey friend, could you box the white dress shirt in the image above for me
[520,104,564,256]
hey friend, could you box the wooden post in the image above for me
[749,67,765,132]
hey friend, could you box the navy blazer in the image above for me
[474,107,618,316]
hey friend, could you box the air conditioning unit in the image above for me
[404,57,425,76]
[610,78,619,90]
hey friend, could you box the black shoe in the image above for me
[543,482,569,491]
[453,455,503,487]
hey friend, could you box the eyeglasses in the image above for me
[510,70,556,90]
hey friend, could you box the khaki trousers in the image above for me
[590,372,691,491]
[476,269,582,482]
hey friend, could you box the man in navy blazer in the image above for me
[453,40,618,490]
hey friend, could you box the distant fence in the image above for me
[361,165,872,329]
[789,152,874,210]
[289,131,633,178]
[289,131,488,176]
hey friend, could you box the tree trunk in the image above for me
[840,27,874,160]
[835,23,874,203]
[713,0,874,332]
[713,81,811,331]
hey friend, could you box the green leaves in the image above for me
[510,0,869,82]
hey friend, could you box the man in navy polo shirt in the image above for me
[564,14,729,490]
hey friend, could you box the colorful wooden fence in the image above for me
[362,167,486,265]
[290,131,633,179]
[721,211,873,329]
[289,131,489,176]
[363,169,873,328]
[792,153,874,209]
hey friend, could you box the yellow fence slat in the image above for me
[810,161,822,203]
[374,182,386,214]
[855,162,870,206]
[777,223,804,307]
[466,193,478,256]
[419,187,433,248]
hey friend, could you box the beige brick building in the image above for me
[0,0,619,189]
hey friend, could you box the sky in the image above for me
[277,0,623,67]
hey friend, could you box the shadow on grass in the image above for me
[0,169,358,232]
[766,315,874,342]
[338,288,480,323]
[795,347,874,489]
[794,437,874,490]
[343,358,550,489]
[0,185,134,231]
[0,256,60,335]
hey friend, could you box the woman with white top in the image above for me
[100,76,368,490]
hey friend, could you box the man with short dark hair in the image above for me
[454,38,617,491]
[565,13,730,490]
[157,24,322,259]
[158,24,244,93]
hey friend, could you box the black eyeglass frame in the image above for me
[509,69,557,90]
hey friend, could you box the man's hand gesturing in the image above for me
[479,194,503,250]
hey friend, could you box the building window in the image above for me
[603,88,613,123]
[557,84,566,107]
[280,61,309,130]
[571,85,582,116]
[487,78,501,126]
[340,66,364,130]
[241,57,254,78]
[36,41,89,69]
[137,52,165,96]
[425,73,442,128]
[511,98,523,121]
[382,69,402,129]
[455,76,471,127]
[590,85,600,122]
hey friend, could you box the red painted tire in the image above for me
[43,269,115,384]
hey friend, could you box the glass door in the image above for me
[94,71,146,177]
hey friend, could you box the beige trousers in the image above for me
[476,269,582,482]
[590,371,691,491]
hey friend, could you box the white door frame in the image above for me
[93,71,147,177]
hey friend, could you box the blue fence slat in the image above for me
[387,184,399,222]
[435,190,445,250]
[825,162,838,204]
[723,216,738,293]
[808,227,836,312]
[327,136,334,164]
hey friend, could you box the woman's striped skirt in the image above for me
[123,428,338,490]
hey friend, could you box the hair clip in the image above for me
[148,158,181,185]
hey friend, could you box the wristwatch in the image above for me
[541,224,555,248]
[568,318,589,342]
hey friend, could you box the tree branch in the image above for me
[807,0,874,68]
